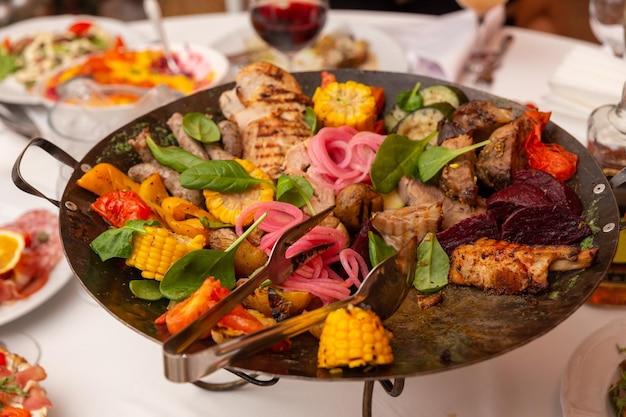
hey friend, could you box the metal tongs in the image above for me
[163,206,336,380]
[163,210,417,382]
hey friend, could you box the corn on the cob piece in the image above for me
[312,80,377,132]
[126,225,206,280]
[203,158,274,226]
[317,305,393,369]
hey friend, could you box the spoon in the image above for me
[143,0,182,74]
[163,237,417,382]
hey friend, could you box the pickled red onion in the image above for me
[306,126,385,193]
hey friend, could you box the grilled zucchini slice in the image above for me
[392,102,455,141]
[421,85,468,108]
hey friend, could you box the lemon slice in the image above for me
[0,230,26,274]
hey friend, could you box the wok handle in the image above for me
[11,137,79,208]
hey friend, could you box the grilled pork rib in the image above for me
[449,238,598,294]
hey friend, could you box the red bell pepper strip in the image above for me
[523,108,578,181]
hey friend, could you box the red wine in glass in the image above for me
[250,0,328,68]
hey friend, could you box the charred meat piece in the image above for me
[371,203,442,251]
[449,237,598,294]
[476,116,532,190]
[218,120,243,158]
[167,112,209,160]
[128,128,157,163]
[439,134,479,205]
[438,100,514,143]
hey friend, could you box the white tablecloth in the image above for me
[0,10,618,417]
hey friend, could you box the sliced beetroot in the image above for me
[500,204,591,245]
[486,183,551,222]
[512,169,582,215]
[437,211,500,255]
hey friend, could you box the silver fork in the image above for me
[163,206,336,368]
[164,237,417,382]
[0,102,41,138]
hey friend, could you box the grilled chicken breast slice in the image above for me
[235,61,304,105]
[449,238,598,294]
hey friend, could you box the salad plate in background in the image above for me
[0,14,150,104]
[561,317,626,417]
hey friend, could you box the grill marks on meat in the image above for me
[449,238,598,294]
[219,62,312,179]
[476,116,532,190]
[439,100,514,144]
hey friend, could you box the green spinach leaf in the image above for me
[395,82,423,112]
[304,107,319,134]
[368,231,396,267]
[129,279,163,300]
[370,133,431,193]
[182,112,221,143]
[418,139,490,182]
[276,174,314,212]
[180,160,272,192]
[147,136,205,172]
[413,232,449,293]
[90,219,159,261]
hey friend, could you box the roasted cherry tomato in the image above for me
[0,352,5,367]
[91,190,151,228]
[524,108,578,181]
[67,21,93,36]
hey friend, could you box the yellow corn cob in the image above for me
[203,158,274,226]
[125,225,206,280]
[312,80,377,131]
[317,305,393,369]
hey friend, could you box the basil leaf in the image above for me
[182,112,220,143]
[418,139,490,182]
[370,133,431,193]
[147,136,205,172]
[159,248,237,300]
[395,82,423,112]
[276,174,314,210]
[90,219,158,261]
[368,231,395,267]
[129,279,163,301]
[180,160,270,192]
[413,232,449,293]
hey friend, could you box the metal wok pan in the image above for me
[13,69,620,381]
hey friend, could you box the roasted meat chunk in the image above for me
[439,133,478,205]
[476,116,532,190]
[449,238,598,294]
[371,203,442,250]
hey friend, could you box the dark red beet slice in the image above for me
[486,183,551,222]
[512,169,582,215]
[437,212,500,255]
[500,204,591,245]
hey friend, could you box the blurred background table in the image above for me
[1,8,623,417]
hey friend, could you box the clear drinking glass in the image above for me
[589,0,625,57]
[249,0,329,71]
[454,0,509,75]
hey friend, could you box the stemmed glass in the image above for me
[249,0,329,71]
[589,0,625,57]
[455,0,508,74]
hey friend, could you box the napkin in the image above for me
[542,44,626,144]
[379,7,505,82]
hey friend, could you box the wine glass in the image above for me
[249,0,329,71]
[455,0,508,75]
[589,0,625,57]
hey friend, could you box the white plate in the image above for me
[0,14,150,105]
[561,317,626,417]
[0,203,73,327]
[211,20,409,74]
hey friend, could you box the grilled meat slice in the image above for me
[449,237,598,294]
[439,134,478,205]
[371,203,442,251]
[128,162,204,207]
[234,61,304,105]
[476,116,532,190]
[128,128,157,163]
[218,120,243,158]
[242,115,312,179]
